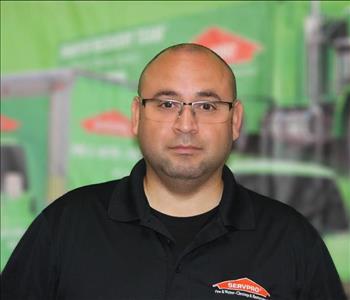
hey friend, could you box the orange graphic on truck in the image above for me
[193,27,262,64]
[82,110,133,137]
[0,115,20,132]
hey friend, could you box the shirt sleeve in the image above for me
[299,235,347,300]
[1,213,58,300]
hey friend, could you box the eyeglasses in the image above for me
[140,98,235,123]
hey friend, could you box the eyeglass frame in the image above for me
[139,98,235,120]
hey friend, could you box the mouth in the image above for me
[168,145,202,155]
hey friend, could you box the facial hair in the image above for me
[140,132,232,182]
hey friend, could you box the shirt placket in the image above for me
[165,217,230,299]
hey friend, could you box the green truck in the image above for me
[1,70,137,270]
[252,2,350,174]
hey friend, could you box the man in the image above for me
[1,43,346,300]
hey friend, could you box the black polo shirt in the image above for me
[1,160,346,300]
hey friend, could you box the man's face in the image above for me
[132,50,242,182]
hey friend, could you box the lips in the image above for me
[168,145,202,154]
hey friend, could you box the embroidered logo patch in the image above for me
[213,277,270,299]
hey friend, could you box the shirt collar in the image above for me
[218,165,255,230]
[108,159,149,222]
[108,159,255,230]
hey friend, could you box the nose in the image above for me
[172,105,198,134]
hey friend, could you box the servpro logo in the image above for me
[193,27,262,64]
[81,110,133,137]
[213,278,270,299]
[0,115,20,132]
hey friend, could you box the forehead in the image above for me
[140,50,233,98]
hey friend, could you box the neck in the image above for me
[143,166,224,217]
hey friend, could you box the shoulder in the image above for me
[41,179,123,226]
[236,186,346,298]
[239,184,320,241]
[239,184,329,268]
[241,184,309,219]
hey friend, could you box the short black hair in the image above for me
[137,43,236,98]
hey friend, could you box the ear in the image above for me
[231,100,243,141]
[131,96,141,136]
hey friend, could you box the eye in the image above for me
[198,102,217,111]
[158,100,178,110]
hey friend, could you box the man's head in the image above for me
[132,43,243,184]
[138,43,237,99]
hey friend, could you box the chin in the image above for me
[160,162,210,180]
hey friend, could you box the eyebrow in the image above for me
[195,90,221,100]
[152,89,222,100]
[153,90,179,98]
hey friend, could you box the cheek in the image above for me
[204,125,233,152]
[137,120,171,150]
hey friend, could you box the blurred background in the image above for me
[1,0,349,293]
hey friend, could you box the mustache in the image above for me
[168,134,203,148]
